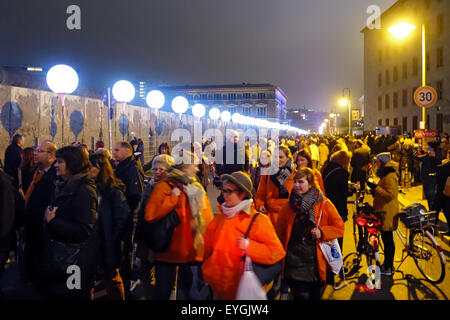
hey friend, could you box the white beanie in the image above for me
[376,152,391,164]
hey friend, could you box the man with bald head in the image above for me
[22,140,57,285]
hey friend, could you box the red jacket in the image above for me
[276,196,344,282]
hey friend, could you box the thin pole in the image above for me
[422,23,427,129]
[108,88,111,152]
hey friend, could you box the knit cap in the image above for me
[376,152,391,164]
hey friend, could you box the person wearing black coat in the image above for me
[350,140,371,190]
[3,134,24,188]
[414,146,442,210]
[42,145,98,299]
[22,141,58,285]
[113,141,145,296]
[322,150,356,251]
[432,159,450,236]
[89,153,130,300]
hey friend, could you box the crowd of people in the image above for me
[0,130,449,300]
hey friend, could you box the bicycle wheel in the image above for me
[410,230,446,284]
[343,252,361,278]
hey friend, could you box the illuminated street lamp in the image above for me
[389,21,427,129]
[340,88,351,135]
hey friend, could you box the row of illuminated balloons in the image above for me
[45,64,307,134]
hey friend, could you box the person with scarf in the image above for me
[276,168,344,300]
[41,145,98,299]
[135,154,175,299]
[202,171,285,299]
[144,151,213,300]
[294,149,326,195]
[255,145,295,227]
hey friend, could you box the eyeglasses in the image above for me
[222,188,239,195]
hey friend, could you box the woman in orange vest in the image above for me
[294,149,326,196]
[254,145,295,226]
[144,151,214,300]
[202,171,285,300]
[276,168,344,300]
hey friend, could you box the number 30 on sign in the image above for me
[414,86,438,108]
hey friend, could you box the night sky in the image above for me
[0,0,396,112]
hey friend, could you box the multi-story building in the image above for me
[287,107,328,133]
[362,0,450,134]
[155,83,288,122]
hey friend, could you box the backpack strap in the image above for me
[244,212,261,239]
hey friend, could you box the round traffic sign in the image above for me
[414,86,437,108]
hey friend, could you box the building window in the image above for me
[393,66,398,82]
[402,62,408,79]
[378,49,383,63]
[385,69,391,85]
[393,92,398,108]
[426,52,430,71]
[437,14,444,36]
[378,96,382,111]
[242,107,251,116]
[257,93,266,99]
[394,118,398,126]
[412,116,418,130]
[413,57,418,76]
[378,73,382,87]
[243,93,251,99]
[386,119,390,126]
[425,0,431,10]
[257,107,266,117]
[228,93,236,100]
[200,94,208,100]
[214,93,221,100]
[385,94,390,109]
[386,45,390,60]
[437,113,444,133]
[437,47,444,68]
[402,89,408,107]
[378,119,382,126]
[229,107,236,115]
[402,117,408,132]
[436,80,443,100]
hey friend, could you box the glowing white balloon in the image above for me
[232,113,242,123]
[46,64,79,94]
[192,103,206,118]
[146,90,165,109]
[171,96,189,114]
[112,80,135,103]
[209,107,221,120]
[221,110,231,122]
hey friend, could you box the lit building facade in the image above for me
[362,0,450,134]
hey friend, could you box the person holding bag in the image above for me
[144,151,213,300]
[202,171,285,300]
[276,168,344,300]
[41,145,98,299]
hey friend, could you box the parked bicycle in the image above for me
[343,188,383,279]
[395,203,447,284]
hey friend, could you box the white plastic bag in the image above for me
[235,256,267,300]
[318,238,343,274]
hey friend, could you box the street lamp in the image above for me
[389,21,426,129]
[46,64,79,144]
[340,88,351,135]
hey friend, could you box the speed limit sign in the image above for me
[414,86,438,108]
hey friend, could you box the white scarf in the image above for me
[222,199,253,219]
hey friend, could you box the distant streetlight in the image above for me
[389,21,427,129]
[340,88,351,135]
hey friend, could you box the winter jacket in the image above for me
[351,146,370,181]
[202,205,285,300]
[322,161,354,222]
[114,156,144,213]
[43,173,98,297]
[373,161,399,231]
[3,143,22,187]
[0,169,15,252]
[95,183,130,272]
[144,178,214,263]
[432,161,450,213]
[254,170,295,226]
[215,142,250,175]
[318,143,329,167]
[276,196,344,282]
